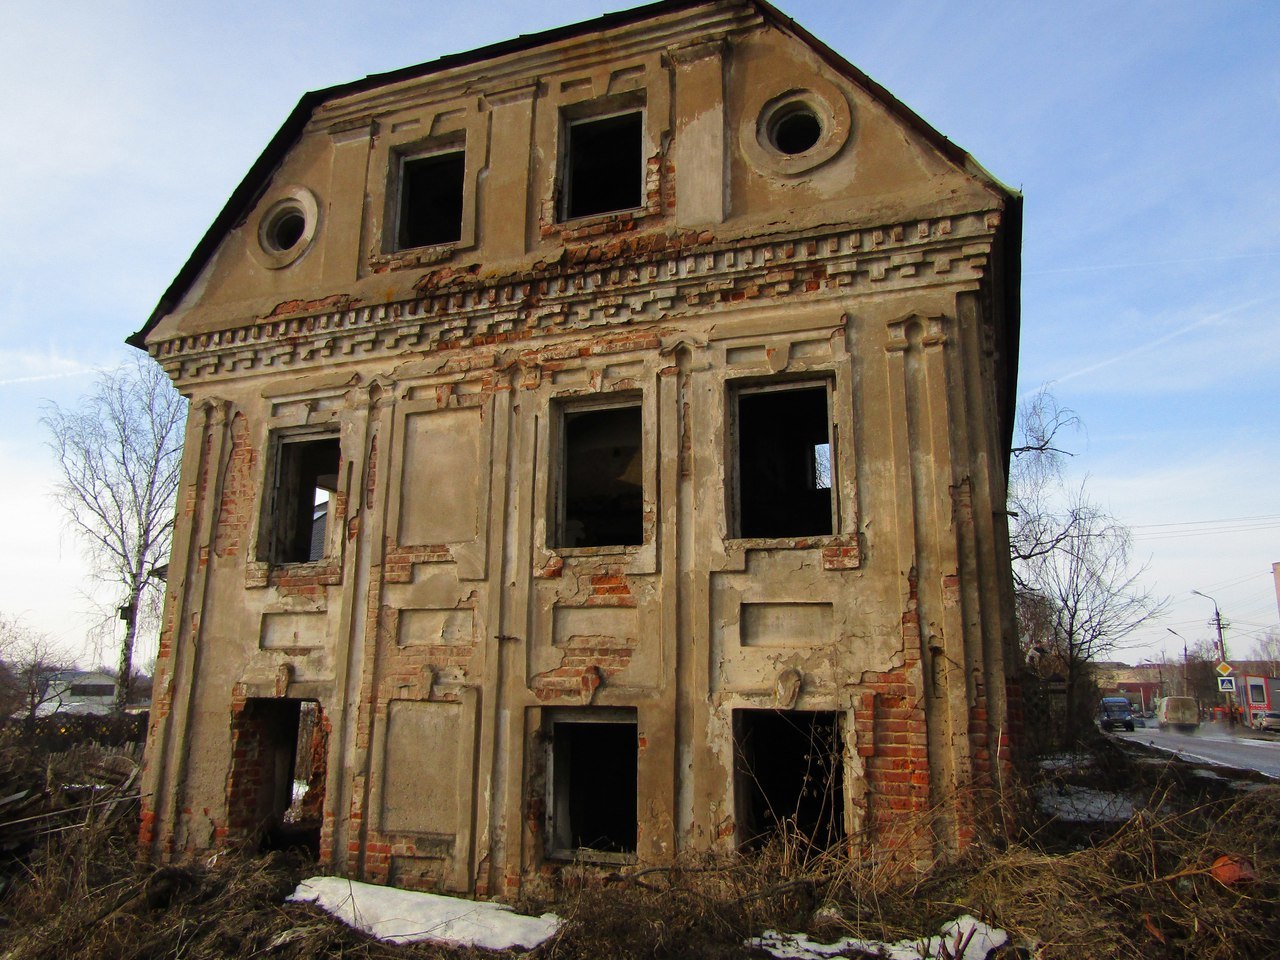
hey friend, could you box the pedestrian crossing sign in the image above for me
[1217,676,1236,693]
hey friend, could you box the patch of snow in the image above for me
[748,914,1007,960]
[289,876,561,951]
[1035,783,1135,822]
[1038,753,1092,771]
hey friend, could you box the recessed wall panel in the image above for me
[398,408,482,544]
[382,700,462,834]
[398,608,475,646]
[740,602,833,647]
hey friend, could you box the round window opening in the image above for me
[266,207,307,252]
[769,105,822,156]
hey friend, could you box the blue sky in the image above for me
[1,0,1276,667]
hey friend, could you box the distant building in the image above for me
[35,670,118,717]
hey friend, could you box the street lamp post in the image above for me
[1167,628,1190,696]
[1192,590,1234,725]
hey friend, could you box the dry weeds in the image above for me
[0,738,1276,959]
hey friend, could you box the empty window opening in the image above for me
[768,105,823,155]
[735,384,834,538]
[734,710,845,851]
[563,111,642,221]
[559,404,643,548]
[69,682,116,697]
[547,713,637,858]
[264,206,307,252]
[1249,681,1266,704]
[398,150,465,248]
[265,435,340,564]
[227,698,328,857]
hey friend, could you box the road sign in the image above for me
[1218,676,1236,693]
[1215,662,1233,677]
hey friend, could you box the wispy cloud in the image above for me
[0,349,99,387]
[1022,298,1270,400]
[1026,251,1280,276]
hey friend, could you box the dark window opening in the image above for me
[228,698,328,858]
[266,208,306,251]
[769,107,822,155]
[735,384,834,538]
[69,683,116,697]
[548,716,637,856]
[734,710,844,850]
[1249,682,1266,704]
[560,405,643,548]
[266,435,340,564]
[563,111,642,221]
[398,150,465,248]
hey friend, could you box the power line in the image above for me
[1132,521,1280,542]
[1202,571,1272,593]
[1131,514,1280,530]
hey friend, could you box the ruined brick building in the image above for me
[132,0,1022,894]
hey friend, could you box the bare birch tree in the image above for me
[43,357,186,713]
[1250,628,1280,678]
[1008,388,1168,741]
[1008,388,1086,585]
[1017,488,1166,736]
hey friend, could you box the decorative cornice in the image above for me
[150,212,997,385]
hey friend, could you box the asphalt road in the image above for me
[1113,724,1280,779]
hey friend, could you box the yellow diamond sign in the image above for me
[1215,661,1233,677]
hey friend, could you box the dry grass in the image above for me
[1,738,1277,959]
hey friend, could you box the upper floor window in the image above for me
[732,382,834,539]
[260,432,340,564]
[561,110,642,221]
[396,148,465,249]
[556,401,643,549]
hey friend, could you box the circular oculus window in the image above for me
[743,84,852,178]
[253,186,319,269]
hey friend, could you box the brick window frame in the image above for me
[362,107,486,272]
[728,377,839,541]
[551,395,645,551]
[533,58,671,244]
[256,427,342,567]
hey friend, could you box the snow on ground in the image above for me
[289,876,561,950]
[1038,753,1092,772]
[1035,783,1135,822]
[748,915,1008,960]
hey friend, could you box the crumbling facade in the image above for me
[134,0,1023,895]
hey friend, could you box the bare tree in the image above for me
[1008,388,1086,583]
[1017,488,1166,737]
[43,357,186,714]
[0,615,75,730]
[1250,628,1280,678]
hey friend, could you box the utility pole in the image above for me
[1193,590,1233,725]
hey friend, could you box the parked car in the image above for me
[1131,716,1146,729]
[1098,697,1135,732]
[1254,712,1280,733]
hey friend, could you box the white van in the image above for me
[1156,696,1199,733]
